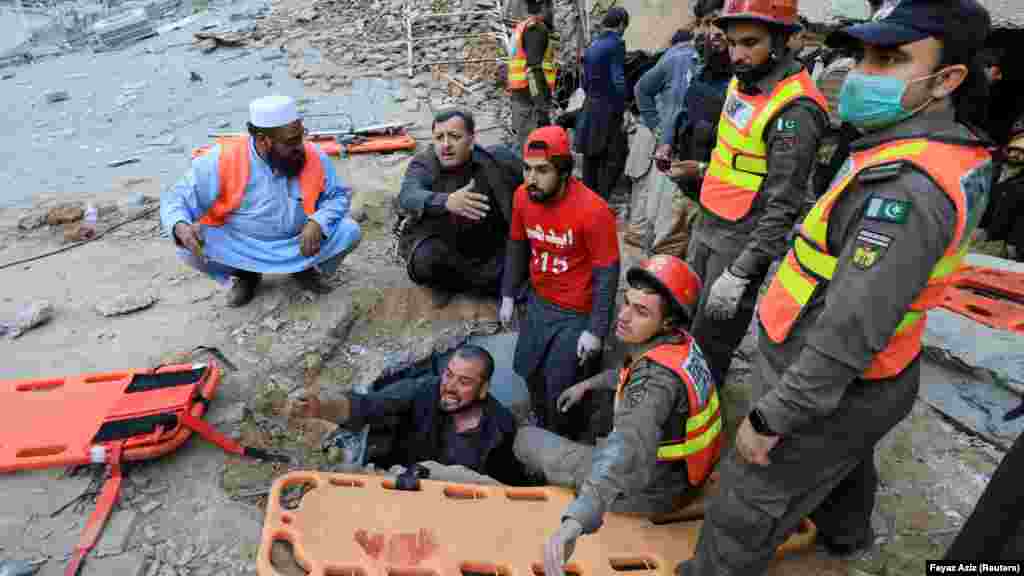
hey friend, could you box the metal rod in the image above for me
[408,9,499,20]
[410,32,502,42]
[412,56,510,68]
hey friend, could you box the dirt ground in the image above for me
[0,1,1012,575]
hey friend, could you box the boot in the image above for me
[226,271,261,308]
[292,267,333,294]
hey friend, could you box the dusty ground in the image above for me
[0,1,1013,575]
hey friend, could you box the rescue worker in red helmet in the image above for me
[680,0,995,573]
[686,0,829,389]
[511,255,724,576]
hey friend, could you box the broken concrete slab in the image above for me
[95,292,158,317]
[83,552,146,576]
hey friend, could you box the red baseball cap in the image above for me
[524,126,571,160]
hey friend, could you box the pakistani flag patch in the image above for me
[864,196,911,224]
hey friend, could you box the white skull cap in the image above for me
[249,95,299,128]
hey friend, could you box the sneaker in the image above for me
[226,271,261,308]
[292,267,333,294]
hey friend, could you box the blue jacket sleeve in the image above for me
[159,146,221,240]
[635,57,670,132]
[309,148,351,238]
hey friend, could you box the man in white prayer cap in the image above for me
[160,95,362,307]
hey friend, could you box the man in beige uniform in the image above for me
[679,0,995,574]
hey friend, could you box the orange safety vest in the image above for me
[194,137,325,227]
[507,16,558,93]
[616,338,722,487]
[700,70,827,221]
[758,137,992,380]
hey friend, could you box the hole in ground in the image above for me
[387,569,440,576]
[16,445,67,459]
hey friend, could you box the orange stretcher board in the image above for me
[192,135,417,159]
[941,287,1024,334]
[0,363,219,472]
[952,265,1024,302]
[0,361,287,576]
[256,471,818,576]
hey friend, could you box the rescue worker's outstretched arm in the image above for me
[731,103,826,278]
[308,148,352,238]
[755,167,957,435]
[634,56,672,134]
[398,154,446,218]
[524,24,552,107]
[562,361,683,533]
[161,147,221,244]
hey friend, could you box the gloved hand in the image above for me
[543,518,584,576]
[500,297,516,330]
[576,330,602,364]
[705,268,752,321]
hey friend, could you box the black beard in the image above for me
[527,185,557,203]
[267,147,306,178]
[707,47,732,75]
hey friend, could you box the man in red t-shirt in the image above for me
[500,126,621,439]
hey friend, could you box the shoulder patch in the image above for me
[864,195,911,224]
[857,162,903,184]
[851,228,892,269]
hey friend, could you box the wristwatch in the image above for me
[748,408,776,436]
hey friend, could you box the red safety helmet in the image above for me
[716,0,800,31]
[626,255,702,322]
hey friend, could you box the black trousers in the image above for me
[527,352,603,442]
[943,431,1024,560]
[407,236,503,296]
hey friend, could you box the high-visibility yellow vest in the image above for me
[616,337,722,487]
[758,137,992,380]
[700,70,827,221]
[507,16,557,93]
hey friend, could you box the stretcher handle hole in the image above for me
[504,489,548,502]
[609,557,659,572]
[280,482,315,510]
[381,478,421,491]
[1015,321,1024,331]
[965,304,993,317]
[269,538,311,575]
[531,563,582,576]
[329,478,365,488]
[325,568,367,576]
[84,373,132,384]
[15,379,63,392]
[460,562,512,576]
[16,445,67,458]
[386,568,440,576]
[443,486,488,500]
[281,514,294,525]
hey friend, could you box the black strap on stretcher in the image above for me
[64,364,288,576]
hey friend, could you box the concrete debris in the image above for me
[108,157,141,167]
[225,75,250,87]
[95,292,159,317]
[95,509,139,557]
[138,500,162,515]
[189,70,203,82]
[43,89,70,103]
[93,8,157,51]
[255,72,272,81]
[193,31,248,51]
[17,212,46,231]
